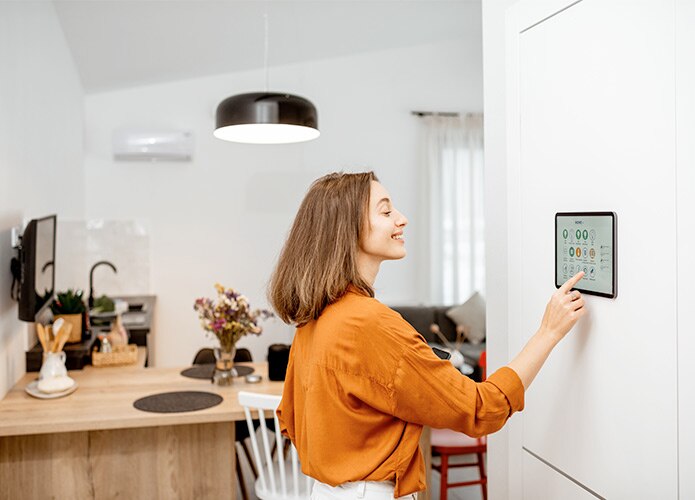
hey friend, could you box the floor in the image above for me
[235,436,486,500]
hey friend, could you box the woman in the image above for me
[269,172,585,500]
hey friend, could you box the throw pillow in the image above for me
[445,292,486,345]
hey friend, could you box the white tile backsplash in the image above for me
[56,219,150,297]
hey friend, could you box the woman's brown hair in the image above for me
[268,171,377,325]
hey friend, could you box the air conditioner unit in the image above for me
[112,129,194,162]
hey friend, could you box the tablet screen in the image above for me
[555,212,617,298]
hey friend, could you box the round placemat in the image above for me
[133,391,223,413]
[180,364,254,379]
[231,365,254,376]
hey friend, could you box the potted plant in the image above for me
[193,284,272,384]
[51,289,87,344]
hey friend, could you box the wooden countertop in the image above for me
[0,362,283,437]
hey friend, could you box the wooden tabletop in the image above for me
[0,362,283,437]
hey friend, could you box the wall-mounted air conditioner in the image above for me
[112,129,194,162]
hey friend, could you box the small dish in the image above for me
[245,374,262,384]
[25,379,78,399]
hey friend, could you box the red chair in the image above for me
[479,350,486,380]
[431,351,487,500]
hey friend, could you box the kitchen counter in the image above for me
[0,361,281,437]
[25,295,157,372]
[0,362,283,499]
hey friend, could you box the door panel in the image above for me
[512,0,677,497]
[523,449,599,500]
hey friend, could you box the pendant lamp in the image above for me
[214,14,319,144]
[214,92,319,144]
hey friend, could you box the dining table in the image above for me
[0,360,282,499]
[0,359,432,500]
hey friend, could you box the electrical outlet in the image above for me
[11,226,21,248]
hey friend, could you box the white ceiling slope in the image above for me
[52,0,480,94]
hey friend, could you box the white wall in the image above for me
[676,0,695,496]
[0,2,84,397]
[481,1,519,498]
[513,2,677,497]
[487,0,693,498]
[83,38,483,366]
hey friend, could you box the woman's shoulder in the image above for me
[336,290,401,319]
[330,292,418,340]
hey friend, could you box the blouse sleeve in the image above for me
[385,316,525,437]
[276,352,296,442]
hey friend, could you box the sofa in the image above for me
[390,305,486,382]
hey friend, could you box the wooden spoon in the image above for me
[45,325,54,352]
[52,318,64,337]
[54,323,73,353]
[51,318,65,353]
[36,324,48,352]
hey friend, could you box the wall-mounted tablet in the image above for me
[555,212,617,298]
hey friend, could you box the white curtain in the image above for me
[422,114,485,305]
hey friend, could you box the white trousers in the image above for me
[311,480,416,500]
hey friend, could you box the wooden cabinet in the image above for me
[0,362,283,499]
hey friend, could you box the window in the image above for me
[422,114,484,304]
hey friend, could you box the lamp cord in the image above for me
[264,12,269,92]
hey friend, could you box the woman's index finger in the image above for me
[559,271,585,293]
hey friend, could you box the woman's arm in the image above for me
[508,271,586,389]
[374,275,586,435]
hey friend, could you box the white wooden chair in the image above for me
[237,391,313,500]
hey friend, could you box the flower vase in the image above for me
[213,345,237,385]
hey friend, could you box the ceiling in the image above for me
[52,0,480,93]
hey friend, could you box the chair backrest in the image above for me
[193,348,215,365]
[238,391,312,500]
[235,348,253,362]
[478,350,487,381]
[193,347,254,365]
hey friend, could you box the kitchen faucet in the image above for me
[89,260,118,309]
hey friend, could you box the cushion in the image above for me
[446,292,486,345]
[431,428,487,447]
[392,306,436,342]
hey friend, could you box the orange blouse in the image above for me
[276,288,525,497]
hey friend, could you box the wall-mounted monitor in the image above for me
[555,212,617,298]
[18,215,57,321]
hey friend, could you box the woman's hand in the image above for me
[539,271,586,345]
[507,271,587,389]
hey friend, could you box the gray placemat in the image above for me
[180,364,254,379]
[133,391,223,413]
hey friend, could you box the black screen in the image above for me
[18,215,56,321]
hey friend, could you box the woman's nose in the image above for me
[397,211,408,227]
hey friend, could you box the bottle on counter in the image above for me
[107,315,128,347]
[99,334,112,353]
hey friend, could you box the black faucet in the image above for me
[89,260,118,309]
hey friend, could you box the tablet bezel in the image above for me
[555,211,617,299]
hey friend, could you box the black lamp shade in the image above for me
[214,92,319,144]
